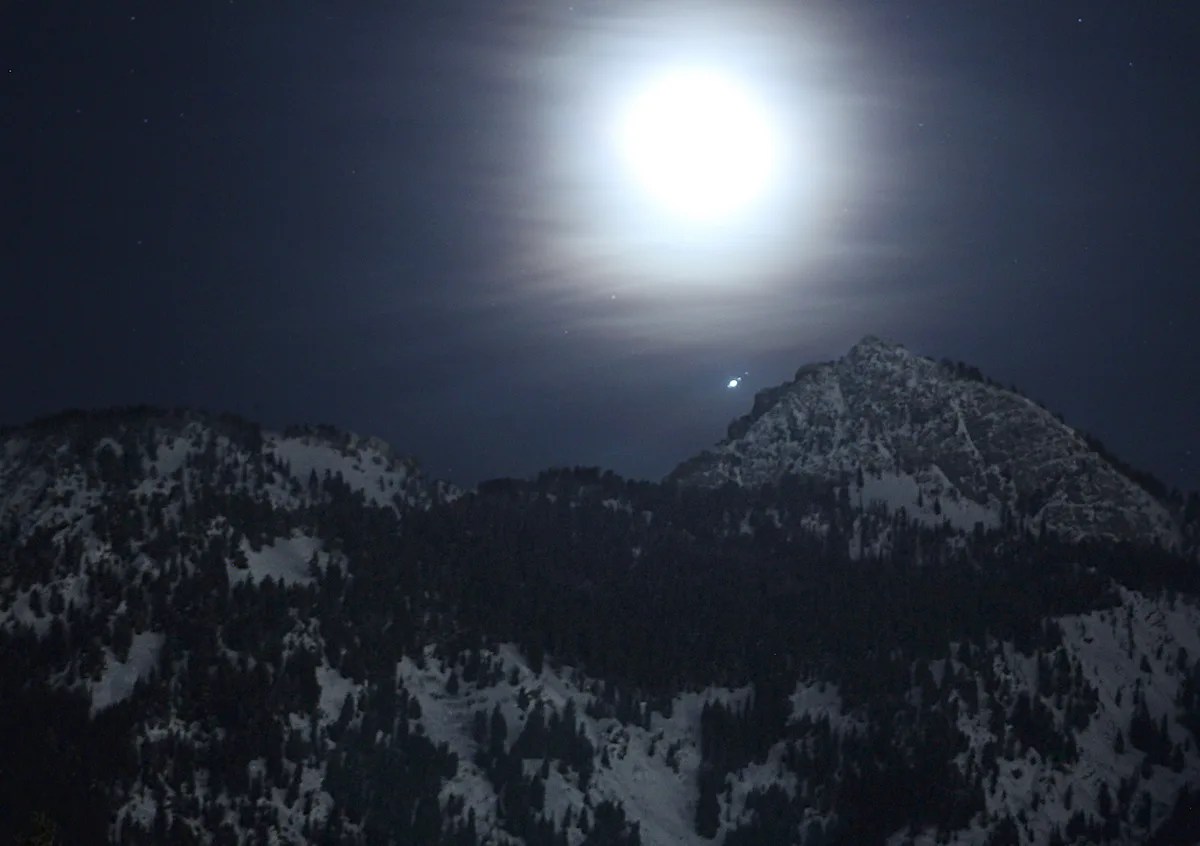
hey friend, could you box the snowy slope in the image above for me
[904,588,1200,846]
[397,644,848,846]
[2,404,1198,846]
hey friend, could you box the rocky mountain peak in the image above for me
[673,339,1179,546]
[846,333,906,357]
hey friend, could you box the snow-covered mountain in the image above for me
[671,336,1179,547]
[1,375,1198,845]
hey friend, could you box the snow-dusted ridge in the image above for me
[0,409,452,546]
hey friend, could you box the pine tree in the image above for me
[696,768,721,839]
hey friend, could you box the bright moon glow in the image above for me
[727,378,741,388]
[617,68,780,223]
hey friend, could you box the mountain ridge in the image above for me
[2,341,1199,845]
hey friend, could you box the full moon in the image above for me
[616,67,781,223]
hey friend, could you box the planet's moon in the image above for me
[617,67,780,223]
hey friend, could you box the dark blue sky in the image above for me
[4,1,1198,489]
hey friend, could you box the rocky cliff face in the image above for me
[672,336,1178,546]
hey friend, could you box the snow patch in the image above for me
[266,434,412,508]
[316,664,357,724]
[229,533,324,586]
[90,631,164,714]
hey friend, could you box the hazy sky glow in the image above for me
[525,2,867,295]
[4,2,1199,489]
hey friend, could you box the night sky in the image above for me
[5,2,1198,489]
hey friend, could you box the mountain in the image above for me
[671,336,1179,547]
[1,357,1199,846]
